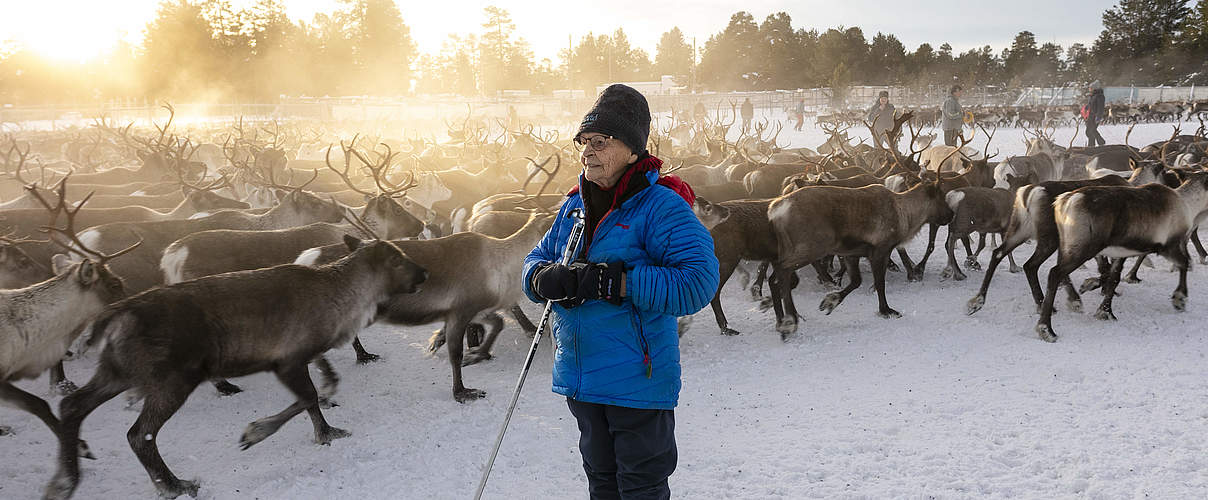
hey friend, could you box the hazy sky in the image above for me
[1,1,1111,63]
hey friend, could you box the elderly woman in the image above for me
[866,90,896,150]
[523,84,720,499]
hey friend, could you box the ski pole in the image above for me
[474,208,585,500]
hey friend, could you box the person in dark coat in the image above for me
[525,84,720,500]
[741,97,754,131]
[942,85,964,147]
[1085,80,1106,147]
[867,90,896,151]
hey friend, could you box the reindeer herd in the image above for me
[2,101,1208,498]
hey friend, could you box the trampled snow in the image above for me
[3,117,1207,499]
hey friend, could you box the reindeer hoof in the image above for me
[461,350,493,367]
[966,295,985,315]
[886,261,902,273]
[1123,275,1141,284]
[1173,292,1187,311]
[757,297,774,311]
[1008,265,1022,274]
[1079,277,1101,294]
[43,471,79,500]
[454,387,486,403]
[1198,257,1208,266]
[355,352,381,364]
[878,308,902,319]
[965,259,982,271]
[676,317,693,337]
[939,268,953,281]
[426,331,446,354]
[1067,299,1083,314]
[239,421,276,450]
[318,395,339,409]
[720,327,741,336]
[775,319,797,341]
[315,425,351,445]
[155,478,200,499]
[53,380,79,396]
[1035,324,1058,343]
[819,293,843,315]
[0,425,11,436]
[214,380,243,396]
[1093,308,1117,321]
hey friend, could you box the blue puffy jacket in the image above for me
[523,169,719,410]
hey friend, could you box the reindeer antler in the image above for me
[28,179,141,263]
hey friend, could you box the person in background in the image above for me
[524,84,720,500]
[866,90,896,151]
[942,85,964,147]
[1085,80,1106,147]
[741,97,754,131]
[794,99,806,131]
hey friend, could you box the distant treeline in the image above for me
[1,0,1205,105]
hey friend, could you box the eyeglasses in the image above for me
[574,135,613,152]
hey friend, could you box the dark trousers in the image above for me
[566,398,677,500]
[1086,119,1106,147]
[944,128,960,147]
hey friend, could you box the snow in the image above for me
[4,118,1208,499]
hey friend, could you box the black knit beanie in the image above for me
[576,84,651,154]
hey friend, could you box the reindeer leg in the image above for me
[1094,258,1127,320]
[1080,256,1112,293]
[749,261,768,302]
[967,233,986,270]
[445,316,485,402]
[941,229,967,281]
[129,376,202,499]
[312,356,340,409]
[1190,229,1208,265]
[0,382,94,459]
[48,361,77,395]
[463,312,504,366]
[820,256,863,315]
[509,304,538,337]
[47,369,132,500]
[352,337,380,364]
[969,230,1029,314]
[1123,254,1147,284]
[1036,250,1095,342]
[909,223,941,280]
[871,249,901,318]
[1169,243,1192,311]
[772,265,801,341]
[961,235,975,260]
[1023,238,1060,311]
[896,248,919,281]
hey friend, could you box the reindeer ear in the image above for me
[76,259,99,286]
[51,254,73,274]
[343,234,363,251]
[364,193,373,203]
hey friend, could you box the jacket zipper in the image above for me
[573,310,582,399]
[628,304,652,379]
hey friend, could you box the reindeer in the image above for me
[767,179,954,339]
[294,211,555,402]
[1033,172,1208,342]
[0,189,140,455]
[42,234,426,500]
[966,175,1131,316]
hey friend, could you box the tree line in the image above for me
[1,0,1206,105]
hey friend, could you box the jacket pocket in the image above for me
[627,304,652,379]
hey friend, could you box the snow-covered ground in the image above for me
[3,119,1207,499]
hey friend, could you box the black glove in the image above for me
[575,261,626,306]
[531,263,579,304]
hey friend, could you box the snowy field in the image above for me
[3,119,1208,499]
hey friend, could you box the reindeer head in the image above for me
[691,197,730,230]
[360,195,425,239]
[341,236,427,295]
